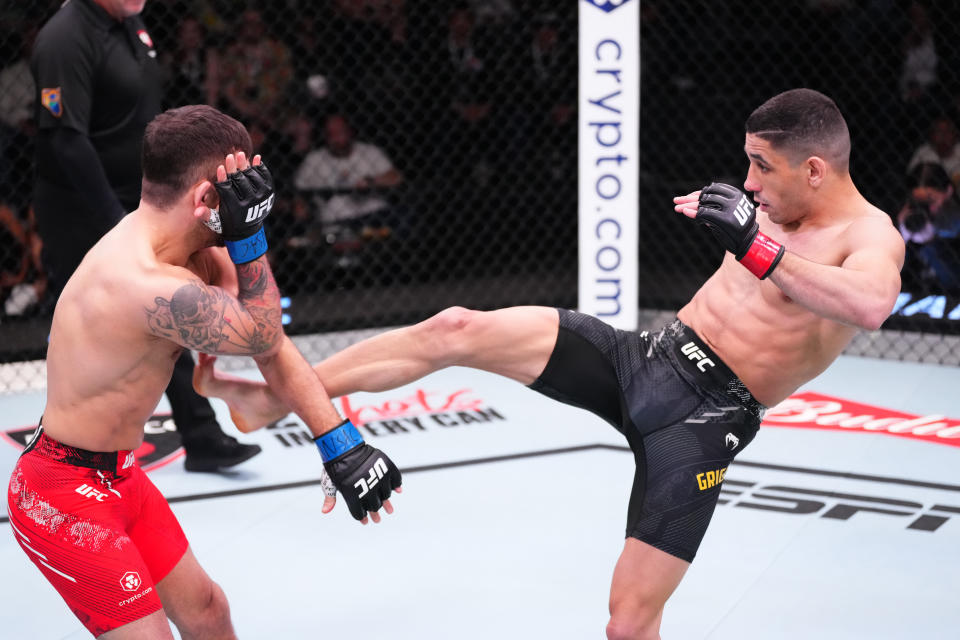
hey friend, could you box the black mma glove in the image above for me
[211,163,275,264]
[695,182,785,279]
[315,419,402,521]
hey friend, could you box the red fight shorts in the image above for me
[6,429,188,637]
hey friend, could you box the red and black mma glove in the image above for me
[695,182,785,279]
[315,420,403,521]
[212,163,276,264]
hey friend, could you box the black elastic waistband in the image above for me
[663,320,766,414]
[26,428,136,475]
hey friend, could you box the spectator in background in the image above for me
[897,162,960,292]
[317,0,414,144]
[469,0,515,27]
[289,13,323,104]
[512,12,575,192]
[159,15,220,108]
[898,0,939,123]
[219,8,292,130]
[906,114,960,189]
[30,0,261,472]
[0,24,38,214]
[253,109,317,244]
[293,112,403,237]
[424,4,500,187]
[362,0,415,156]
[0,204,46,319]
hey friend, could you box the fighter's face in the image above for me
[742,134,810,226]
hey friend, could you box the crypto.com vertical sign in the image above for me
[578,0,639,329]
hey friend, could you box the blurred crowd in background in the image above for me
[2,0,960,349]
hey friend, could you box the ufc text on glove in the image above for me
[315,420,403,521]
[695,182,785,279]
[212,163,276,264]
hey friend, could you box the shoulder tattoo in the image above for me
[145,279,278,354]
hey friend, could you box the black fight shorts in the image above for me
[529,309,765,562]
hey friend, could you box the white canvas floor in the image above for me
[2,354,959,639]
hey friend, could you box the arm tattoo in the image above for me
[237,259,271,300]
[145,270,281,354]
[236,259,282,346]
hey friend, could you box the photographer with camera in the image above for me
[897,162,960,292]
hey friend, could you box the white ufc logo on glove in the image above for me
[734,195,753,226]
[354,457,389,497]
[244,194,275,222]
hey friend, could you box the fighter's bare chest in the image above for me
[762,217,850,267]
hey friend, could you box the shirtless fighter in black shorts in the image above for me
[194,89,905,639]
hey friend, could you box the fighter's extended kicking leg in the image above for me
[194,306,559,432]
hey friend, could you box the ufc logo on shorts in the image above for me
[354,458,389,498]
[734,195,753,226]
[245,194,275,222]
[75,484,109,501]
[681,342,716,372]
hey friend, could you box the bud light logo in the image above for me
[584,0,634,13]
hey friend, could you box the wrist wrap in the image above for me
[739,231,784,279]
[314,419,364,463]
[225,227,268,264]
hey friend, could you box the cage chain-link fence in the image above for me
[1,0,959,393]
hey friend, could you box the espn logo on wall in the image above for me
[764,392,960,447]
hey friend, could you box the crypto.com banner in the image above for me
[578,0,639,329]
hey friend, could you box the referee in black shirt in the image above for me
[31,0,261,471]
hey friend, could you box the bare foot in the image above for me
[192,353,219,397]
[192,353,288,432]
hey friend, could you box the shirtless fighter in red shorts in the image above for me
[7,105,401,639]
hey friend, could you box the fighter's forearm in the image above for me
[234,257,284,352]
[254,337,343,436]
[234,256,343,434]
[769,252,899,330]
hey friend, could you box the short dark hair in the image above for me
[141,105,252,209]
[745,88,851,171]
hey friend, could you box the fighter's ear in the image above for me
[192,180,218,220]
[806,156,828,188]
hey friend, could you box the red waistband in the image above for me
[27,429,136,476]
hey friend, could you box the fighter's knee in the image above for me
[194,582,233,639]
[172,580,234,639]
[606,608,661,640]
[205,581,231,621]
[418,306,481,362]
[424,306,476,334]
